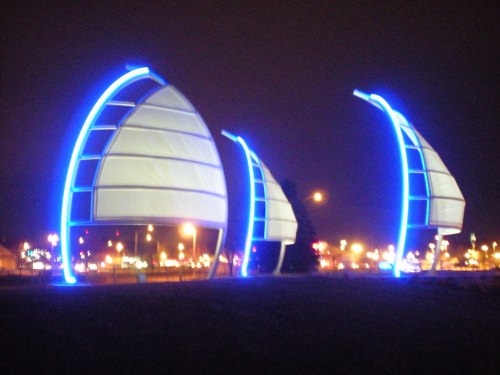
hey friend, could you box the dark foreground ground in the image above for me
[1,274,499,374]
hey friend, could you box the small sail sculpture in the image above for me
[219,130,298,276]
[353,89,465,276]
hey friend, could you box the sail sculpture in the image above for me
[218,130,298,277]
[353,89,465,276]
[61,67,227,283]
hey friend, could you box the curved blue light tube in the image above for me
[368,94,409,278]
[237,137,256,277]
[60,67,160,284]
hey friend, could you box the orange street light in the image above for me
[180,223,197,262]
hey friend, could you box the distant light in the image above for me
[378,261,393,271]
[48,234,59,246]
[181,223,196,237]
[340,240,347,251]
[33,261,45,270]
[351,243,363,254]
[313,192,323,202]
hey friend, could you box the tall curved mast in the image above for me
[219,130,297,277]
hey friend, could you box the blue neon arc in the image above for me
[60,67,164,284]
[353,89,411,278]
[368,94,409,278]
[236,137,256,277]
[220,130,257,277]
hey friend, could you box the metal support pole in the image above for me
[208,229,224,279]
[273,242,287,275]
[430,229,443,275]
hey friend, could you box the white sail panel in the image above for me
[428,198,465,235]
[93,83,227,229]
[427,171,463,200]
[266,199,296,220]
[144,85,195,111]
[265,219,298,244]
[98,156,225,195]
[421,148,451,174]
[125,105,210,136]
[259,162,297,243]
[95,189,226,225]
[106,128,220,165]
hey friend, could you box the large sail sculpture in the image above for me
[61,67,227,283]
[353,89,465,276]
[217,130,298,277]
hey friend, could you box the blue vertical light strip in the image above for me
[60,67,162,284]
[411,128,431,225]
[369,95,409,278]
[221,130,257,277]
[255,157,269,239]
[237,137,256,277]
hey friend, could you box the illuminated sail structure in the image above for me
[353,89,465,277]
[61,67,227,284]
[219,130,298,277]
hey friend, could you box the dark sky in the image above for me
[1,1,498,249]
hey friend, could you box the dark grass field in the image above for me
[1,274,499,374]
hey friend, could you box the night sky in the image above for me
[1,1,498,249]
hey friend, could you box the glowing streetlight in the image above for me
[116,242,124,253]
[48,234,59,247]
[340,240,347,251]
[312,192,323,203]
[48,234,59,260]
[181,223,197,263]
[306,190,327,205]
[145,231,160,265]
[105,254,113,264]
[351,243,363,254]
[177,242,186,263]
[23,242,30,251]
[481,245,489,269]
[441,240,449,251]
